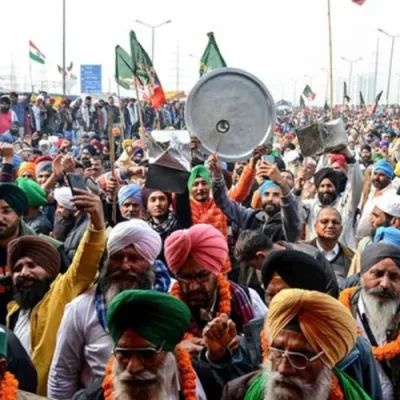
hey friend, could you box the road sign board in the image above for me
[80,65,102,93]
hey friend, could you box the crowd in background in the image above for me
[0,89,399,399]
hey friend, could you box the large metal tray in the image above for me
[185,67,276,162]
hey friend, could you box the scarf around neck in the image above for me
[243,368,371,400]
[147,211,178,236]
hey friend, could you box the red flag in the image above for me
[352,0,365,5]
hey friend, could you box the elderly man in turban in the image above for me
[118,184,142,220]
[48,219,173,399]
[7,188,105,395]
[165,224,266,358]
[223,289,371,400]
[72,290,215,400]
[340,243,400,399]
[17,162,36,180]
[16,177,51,235]
[357,159,396,241]
[294,147,363,249]
[210,153,301,244]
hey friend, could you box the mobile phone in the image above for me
[262,154,275,164]
[67,173,88,195]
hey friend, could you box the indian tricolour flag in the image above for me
[29,41,45,64]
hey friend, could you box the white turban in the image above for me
[376,191,400,218]
[54,187,76,210]
[107,219,162,264]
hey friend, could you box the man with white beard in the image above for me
[72,290,214,400]
[223,289,369,400]
[340,243,400,400]
[47,219,163,399]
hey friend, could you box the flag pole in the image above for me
[116,82,126,140]
[133,77,145,140]
[327,0,334,119]
[107,106,117,225]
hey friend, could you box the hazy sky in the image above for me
[2,0,400,104]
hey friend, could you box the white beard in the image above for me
[263,363,332,400]
[112,352,176,400]
[361,288,400,338]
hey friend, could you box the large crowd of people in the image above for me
[0,89,398,399]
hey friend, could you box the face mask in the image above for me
[0,106,9,113]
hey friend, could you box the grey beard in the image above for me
[97,263,155,307]
[361,286,400,335]
[112,352,176,400]
[264,363,332,400]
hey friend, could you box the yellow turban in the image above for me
[18,162,36,180]
[395,161,400,177]
[122,139,133,150]
[267,289,357,369]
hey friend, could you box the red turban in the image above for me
[164,224,228,275]
[330,154,347,169]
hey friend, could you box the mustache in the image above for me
[16,276,39,287]
[270,372,304,391]
[119,370,158,382]
[366,287,399,299]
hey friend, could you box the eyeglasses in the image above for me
[267,347,324,370]
[113,341,165,365]
[175,272,211,285]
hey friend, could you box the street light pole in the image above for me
[135,19,171,64]
[291,79,297,106]
[341,56,362,104]
[62,0,66,95]
[378,28,400,104]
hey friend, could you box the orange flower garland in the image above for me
[260,330,343,399]
[102,352,197,400]
[0,372,18,400]
[340,287,400,361]
[171,273,232,340]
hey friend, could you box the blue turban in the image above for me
[259,180,280,197]
[374,226,400,247]
[373,159,394,179]
[118,184,142,208]
[64,131,73,140]
[13,154,21,169]
[133,148,144,157]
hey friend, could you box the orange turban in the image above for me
[18,162,36,180]
[164,224,228,275]
[267,289,357,369]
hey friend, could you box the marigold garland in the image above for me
[340,287,400,361]
[171,274,232,340]
[102,351,197,400]
[260,330,343,399]
[0,372,18,400]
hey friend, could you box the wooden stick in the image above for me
[107,106,117,225]
[327,0,334,120]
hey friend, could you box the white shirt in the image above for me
[316,241,340,262]
[357,296,394,400]
[14,309,31,355]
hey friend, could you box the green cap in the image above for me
[107,290,191,352]
[0,328,8,358]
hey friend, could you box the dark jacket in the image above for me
[348,287,400,398]
[212,176,301,243]
[223,318,383,400]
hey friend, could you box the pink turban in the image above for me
[164,224,228,275]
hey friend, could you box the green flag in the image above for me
[302,85,316,101]
[372,90,383,113]
[129,31,166,109]
[115,46,134,90]
[360,91,365,107]
[300,95,305,109]
[324,100,330,111]
[200,32,227,77]
[344,82,351,104]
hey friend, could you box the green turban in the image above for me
[188,165,211,191]
[16,178,48,208]
[0,328,7,358]
[107,290,191,352]
[0,183,29,216]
